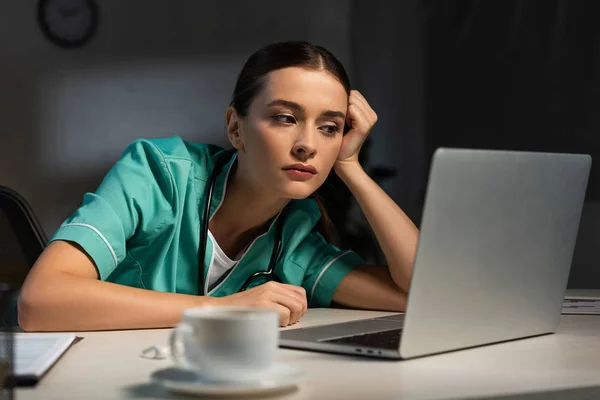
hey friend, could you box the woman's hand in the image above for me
[335,90,378,168]
[214,281,307,327]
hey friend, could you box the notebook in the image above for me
[562,297,600,315]
[0,333,80,387]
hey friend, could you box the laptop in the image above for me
[280,148,591,360]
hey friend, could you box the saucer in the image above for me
[151,363,305,397]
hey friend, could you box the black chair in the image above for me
[0,186,47,326]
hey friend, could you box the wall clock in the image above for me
[38,0,98,48]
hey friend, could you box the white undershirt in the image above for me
[207,230,248,291]
[205,155,254,291]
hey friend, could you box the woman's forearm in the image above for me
[18,273,214,332]
[335,161,419,292]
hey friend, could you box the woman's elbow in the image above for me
[17,288,41,332]
[17,274,55,332]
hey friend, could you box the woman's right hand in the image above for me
[214,281,308,326]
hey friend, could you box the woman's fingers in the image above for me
[268,292,305,325]
[269,302,292,327]
[265,295,300,326]
[347,103,372,135]
[283,284,308,312]
[267,282,307,312]
[350,90,378,123]
[242,282,307,325]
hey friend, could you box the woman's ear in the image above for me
[225,107,244,150]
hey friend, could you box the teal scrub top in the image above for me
[49,137,365,307]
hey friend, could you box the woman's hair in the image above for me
[230,41,350,246]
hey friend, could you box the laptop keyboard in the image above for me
[322,328,403,350]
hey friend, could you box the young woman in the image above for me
[18,41,419,331]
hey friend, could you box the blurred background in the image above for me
[0,0,598,289]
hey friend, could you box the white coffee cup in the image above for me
[169,306,279,382]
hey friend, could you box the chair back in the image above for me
[0,186,47,326]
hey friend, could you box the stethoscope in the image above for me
[198,154,283,295]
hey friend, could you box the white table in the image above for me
[14,305,600,400]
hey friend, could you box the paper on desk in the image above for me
[562,297,600,315]
[0,333,78,380]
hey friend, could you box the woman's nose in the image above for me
[292,127,317,160]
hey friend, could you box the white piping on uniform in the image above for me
[310,250,352,304]
[208,153,237,220]
[204,230,217,295]
[61,223,119,267]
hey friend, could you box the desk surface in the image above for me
[14,304,600,400]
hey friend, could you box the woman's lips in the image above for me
[282,164,317,181]
[283,169,315,181]
[283,163,317,174]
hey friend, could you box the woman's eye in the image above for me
[321,125,340,135]
[272,115,296,124]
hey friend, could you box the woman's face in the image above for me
[231,67,348,199]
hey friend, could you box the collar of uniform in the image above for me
[207,196,322,297]
[207,149,238,220]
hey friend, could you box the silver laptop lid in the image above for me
[400,148,591,359]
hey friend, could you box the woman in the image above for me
[18,41,419,331]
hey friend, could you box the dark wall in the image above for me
[423,0,600,288]
[425,0,600,198]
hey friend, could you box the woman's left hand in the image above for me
[335,90,378,167]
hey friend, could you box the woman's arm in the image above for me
[335,161,418,293]
[19,241,308,331]
[330,90,419,311]
[18,241,216,332]
[332,265,408,311]
[331,159,417,311]
[15,140,215,331]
